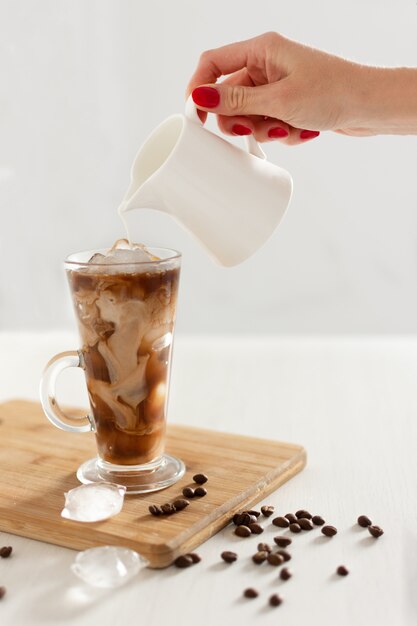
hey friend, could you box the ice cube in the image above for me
[61,483,126,523]
[87,239,159,271]
[71,546,147,588]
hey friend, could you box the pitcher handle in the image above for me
[39,350,95,433]
[185,96,266,160]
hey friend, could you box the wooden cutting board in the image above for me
[0,400,306,568]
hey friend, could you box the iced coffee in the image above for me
[66,240,180,466]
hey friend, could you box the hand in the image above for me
[186,32,417,144]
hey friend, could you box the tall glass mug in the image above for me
[40,246,185,493]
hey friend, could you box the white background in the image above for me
[1,0,416,334]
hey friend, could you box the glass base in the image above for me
[76,454,186,494]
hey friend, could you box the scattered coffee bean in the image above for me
[321,525,337,537]
[298,517,314,531]
[182,486,195,498]
[149,504,162,516]
[221,551,238,563]
[194,486,207,497]
[174,555,194,568]
[289,523,302,534]
[261,505,275,517]
[232,513,241,525]
[192,473,208,484]
[358,515,372,528]
[252,550,269,564]
[248,523,264,535]
[161,503,175,515]
[295,509,312,520]
[280,567,292,581]
[267,553,284,566]
[274,536,292,548]
[257,542,272,553]
[0,547,12,558]
[236,512,257,526]
[368,525,384,538]
[173,498,190,511]
[188,553,201,563]
[235,525,251,538]
[337,565,349,576]
[247,509,261,518]
[272,516,289,528]
[269,593,283,607]
[276,549,291,562]
[244,588,259,599]
[285,513,297,524]
[312,515,325,526]
[0,587,6,599]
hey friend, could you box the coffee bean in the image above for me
[269,593,283,607]
[182,486,195,498]
[149,504,162,516]
[358,515,372,528]
[289,523,302,534]
[174,555,194,568]
[232,513,241,525]
[261,505,275,517]
[267,553,284,566]
[312,515,325,526]
[285,513,297,524]
[295,509,312,520]
[0,587,6,599]
[280,567,292,581]
[252,550,268,564]
[272,516,289,528]
[236,512,256,526]
[194,486,207,497]
[337,565,349,576]
[244,588,258,598]
[368,525,384,538]
[274,536,292,548]
[257,542,272,553]
[0,547,12,558]
[193,473,208,484]
[161,503,175,515]
[221,551,238,563]
[235,525,251,538]
[173,498,190,511]
[298,518,314,531]
[321,525,337,537]
[248,523,264,535]
[188,553,201,563]
[247,509,261,518]
[276,549,291,562]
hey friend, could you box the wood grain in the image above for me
[0,399,306,567]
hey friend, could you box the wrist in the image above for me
[349,65,417,135]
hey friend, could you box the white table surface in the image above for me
[0,332,416,626]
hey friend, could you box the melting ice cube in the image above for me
[71,546,147,588]
[61,483,126,523]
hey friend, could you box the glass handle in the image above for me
[39,350,94,433]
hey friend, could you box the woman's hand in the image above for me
[186,32,417,144]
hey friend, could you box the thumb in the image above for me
[191,83,280,118]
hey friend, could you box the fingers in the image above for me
[186,37,255,98]
[218,115,319,145]
[191,82,283,118]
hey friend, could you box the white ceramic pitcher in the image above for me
[119,97,293,267]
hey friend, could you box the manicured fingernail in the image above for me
[192,86,220,108]
[232,124,252,136]
[300,130,320,140]
[268,127,289,138]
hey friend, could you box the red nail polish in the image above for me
[300,130,320,140]
[268,127,289,138]
[232,124,252,136]
[192,86,220,108]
